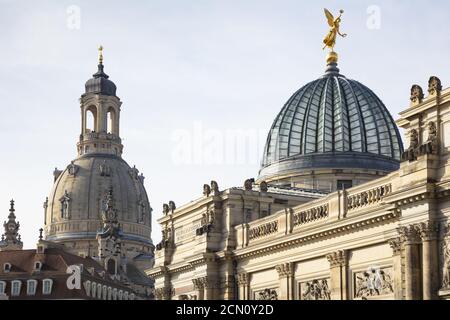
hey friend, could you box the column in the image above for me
[204,277,216,300]
[398,225,421,300]
[416,221,439,300]
[222,275,235,300]
[326,250,348,300]
[275,262,294,300]
[388,237,403,299]
[237,272,249,300]
[192,278,205,300]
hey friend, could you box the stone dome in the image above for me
[259,61,403,182]
[85,64,117,96]
[45,154,152,249]
[44,51,154,271]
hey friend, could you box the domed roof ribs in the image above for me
[335,76,352,152]
[359,82,394,158]
[369,88,404,159]
[339,77,367,153]
[332,76,347,152]
[316,77,332,153]
[286,81,317,158]
[351,80,382,156]
[301,80,325,154]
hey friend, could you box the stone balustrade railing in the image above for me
[81,131,122,143]
[347,183,392,211]
[235,179,395,248]
[293,203,329,227]
[248,220,278,240]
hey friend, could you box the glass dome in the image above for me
[259,62,403,181]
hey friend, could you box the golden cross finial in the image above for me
[98,45,104,65]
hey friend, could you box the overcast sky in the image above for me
[1,0,449,248]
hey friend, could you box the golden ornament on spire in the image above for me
[98,45,104,65]
[322,9,347,64]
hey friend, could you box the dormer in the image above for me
[34,261,43,272]
[3,262,11,273]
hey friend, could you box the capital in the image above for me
[275,262,294,278]
[326,250,348,267]
[415,221,438,241]
[397,225,421,244]
[388,237,402,255]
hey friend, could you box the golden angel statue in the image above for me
[322,9,347,51]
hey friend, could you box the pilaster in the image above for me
[326,250,348,300]
[275,262,294,300]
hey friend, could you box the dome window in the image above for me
[3,263,11,273]
[34,261,43,272]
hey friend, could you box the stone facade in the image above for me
[148,77,450,300]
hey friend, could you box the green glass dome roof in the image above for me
[259,62,403,180]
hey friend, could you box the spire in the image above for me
[0,199,23,251]
[8,199,15,220]
[98,45,104,65]
[92,45,109,79]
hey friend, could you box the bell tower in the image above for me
[77,46,123,157]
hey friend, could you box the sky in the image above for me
[1,0,450,248]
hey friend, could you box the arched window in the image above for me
[113,288,117,300]
[107,259,116,275]
[42,279,53,295]
[3,263,11,273]
[27,279,38,295]
[106,108,116,134]
[11,280,21,296]
[118,290,123,300]
[97,284,102,299]
[85,106,97,133]
[102,285,107,300]
[91,282,97,298]
[84,280,91,297]
[34,261,42,271]
[107,287,112,300]
[0,281,6,294]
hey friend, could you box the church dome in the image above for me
[44,48,153,264]
[45,154,152,248]
[85,64,117,96]
[259,60,403,182]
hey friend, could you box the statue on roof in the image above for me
[323,9,347,51]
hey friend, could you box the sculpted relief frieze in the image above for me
[354,266,394,299]
[300,278,331,300]
[440,224,450,289]
[254,288,278,300]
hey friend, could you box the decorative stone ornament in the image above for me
[67,161,79,176]
[428,76,442,96]
[99,160,111,177]
[59,191,71,220]
[244,178,255,191]
[300,278,331,300]
[0,199,23,250]
[210,180,219,195]
[168,201,176,213]
[410,84,424,104]
[162,203,169,215]
[203,184,211,197]
[255,288,278,300]
[260,181,268,192]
